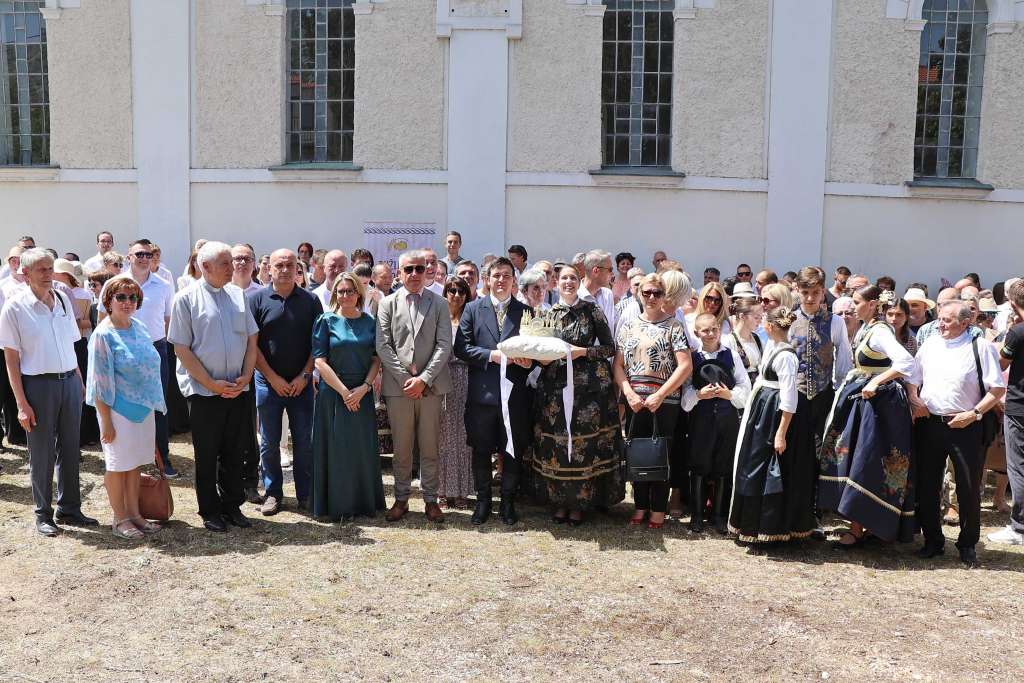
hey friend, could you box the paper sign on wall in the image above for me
[363,222,436,272]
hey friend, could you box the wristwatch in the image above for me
[302,372,313,380]
[973,408,983,421]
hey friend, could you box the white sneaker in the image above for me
[986,525,1024,545]
[280,452,292,469]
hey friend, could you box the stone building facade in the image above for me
[2,0,1023,286]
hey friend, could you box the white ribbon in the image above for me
[498,340,575,461]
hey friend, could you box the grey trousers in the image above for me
[23,374,83,520]
[385,393,441,503]
[1005,414,1024,534]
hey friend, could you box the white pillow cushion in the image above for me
[498,335,569,361]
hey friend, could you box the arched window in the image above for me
[914,0,987,179]
[601,0,674,168]
[0,0,49,166]
[286,0,354,164]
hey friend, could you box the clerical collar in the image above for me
[201,278,223,293]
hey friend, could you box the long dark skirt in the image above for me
[729,385,816,543]
[818,375,915,543]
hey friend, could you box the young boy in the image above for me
[684,313,751,533]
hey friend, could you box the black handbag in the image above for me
[972,337,998,447]
[623,411,671,483]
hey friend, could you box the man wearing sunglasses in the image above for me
[376,250,453,523]
[735,264,753,284]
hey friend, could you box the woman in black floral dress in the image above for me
[529,265,624,525]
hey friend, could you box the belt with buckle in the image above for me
[29,370,77,380]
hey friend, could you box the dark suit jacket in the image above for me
[454,296,533,406]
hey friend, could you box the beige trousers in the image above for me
[385,394,442,503]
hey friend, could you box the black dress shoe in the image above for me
[244,487,265,505]
[35,518,61,537]
[471,498,492,526]
[499,498,518,526]
[203,516,228,532]
[916,543,945,559]
[221,509,252,528]
[958,546,979,568]
[55,510,99,526]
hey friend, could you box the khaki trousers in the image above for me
[385,394,442,503]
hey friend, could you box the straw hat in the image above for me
[902,287,936,310]
[732,282,757,299]
[978,296,998,314]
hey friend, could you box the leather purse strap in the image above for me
[625,408,660,441]
[972,336,986,401]
[153,448,168,481]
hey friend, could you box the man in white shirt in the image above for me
[312,249,348,311]
[579,249,617,330]
[913,301,1006,567]
[0,249,96,536]
[441,231,465,274]
[148,243,176,287]
[125,240,177,477]
[230,243,264,502]
[507,244,528,278]
[83,231,115,273]
[421,248,445,296]
[0,235,34,280]
[231,244,263,296]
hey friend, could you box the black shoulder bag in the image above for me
[623,411,671,482]
[972,337,998,447]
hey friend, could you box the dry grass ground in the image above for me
[1,435,1023,682]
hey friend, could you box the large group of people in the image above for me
[0,229,1021,570]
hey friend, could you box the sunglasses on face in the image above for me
[704,296,723,304]
[131,251,153,259]
[335,289,356,297]
[402,265,426,274]
[113,293,139,303]
[760,297,777,305]
[641,289,665,299]
[737,271,752,277]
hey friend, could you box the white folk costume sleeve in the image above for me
[774,350,799,414]
[727,347,751,408]
[831,314,854,385]
[867,324,917,378]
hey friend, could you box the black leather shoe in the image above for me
[499,498,519,526]
[202,516,227,532]
[958,546,979,568]
[35,518,61,537]
[244,487,264,505]
[688,474,705,533]
[471,498,492,526]
[916,543,945,559]
[55,510,99,526]
[222,509,252,528]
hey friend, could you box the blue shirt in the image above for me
[86,318,167,422]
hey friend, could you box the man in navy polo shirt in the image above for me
[247,249,323,515]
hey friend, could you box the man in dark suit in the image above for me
[455,257,534,525]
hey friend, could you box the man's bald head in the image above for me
[936,287,959,304]
[323,249,347,287]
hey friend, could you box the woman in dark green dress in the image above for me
[311,273,384,521]
[529,264,624,526]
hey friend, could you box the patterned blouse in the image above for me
[616,314,690,403]
[86,318,167,422]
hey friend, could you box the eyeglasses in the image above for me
[335,289,356,297]
[112,261,124,268]
[737,271,752,277]
[641,290,665,299]
[402,265,426,274]
[232,256,254,264]
[131,251,153,259]
[704,296,723,304]
[113,293,139,303]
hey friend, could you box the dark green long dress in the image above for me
[311,312,385,520]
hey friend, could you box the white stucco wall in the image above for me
[45,0,133,169]
[193,0,284,168]
[191,181,449,257]
[673,0,769,178]
[353,0,445,170]
[507,0,602,173]
[978,29,1024,189]
[507,185,768,272]
[0,182,138,255]
[827,1,918,185]
[822,194,1024,289]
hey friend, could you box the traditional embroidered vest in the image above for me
[692,348,736,414]
[790,308,834,399]
[853,320,893,375]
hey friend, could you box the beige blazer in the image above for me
[375,287,452,397]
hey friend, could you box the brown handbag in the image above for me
[139,449,174,522]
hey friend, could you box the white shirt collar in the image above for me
[490,294,511,308]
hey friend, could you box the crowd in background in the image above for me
[0,229,1021,568]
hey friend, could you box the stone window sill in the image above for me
[0,165,60,181]
[906,177,994,198]
[589,167,686,188]
[268,163,364,182]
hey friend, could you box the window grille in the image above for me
[914,0,987,179]
[601,0,674,168]
[286,0,354,164]
[0,0,49,166]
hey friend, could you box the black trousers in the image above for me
[0,352,25,445]
[188,393,248,519]
[465,387,533,499]
[918,416,984,549]
[800,389,835,513]
[625,403,679,513]
[668,406,689,489]
[241,389,260,488]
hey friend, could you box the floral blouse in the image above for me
[616,315,690,403]
[86,318,167,422]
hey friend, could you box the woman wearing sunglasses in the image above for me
[613,274,692,529]
[86,276,167,540]
[686,282,731,342]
